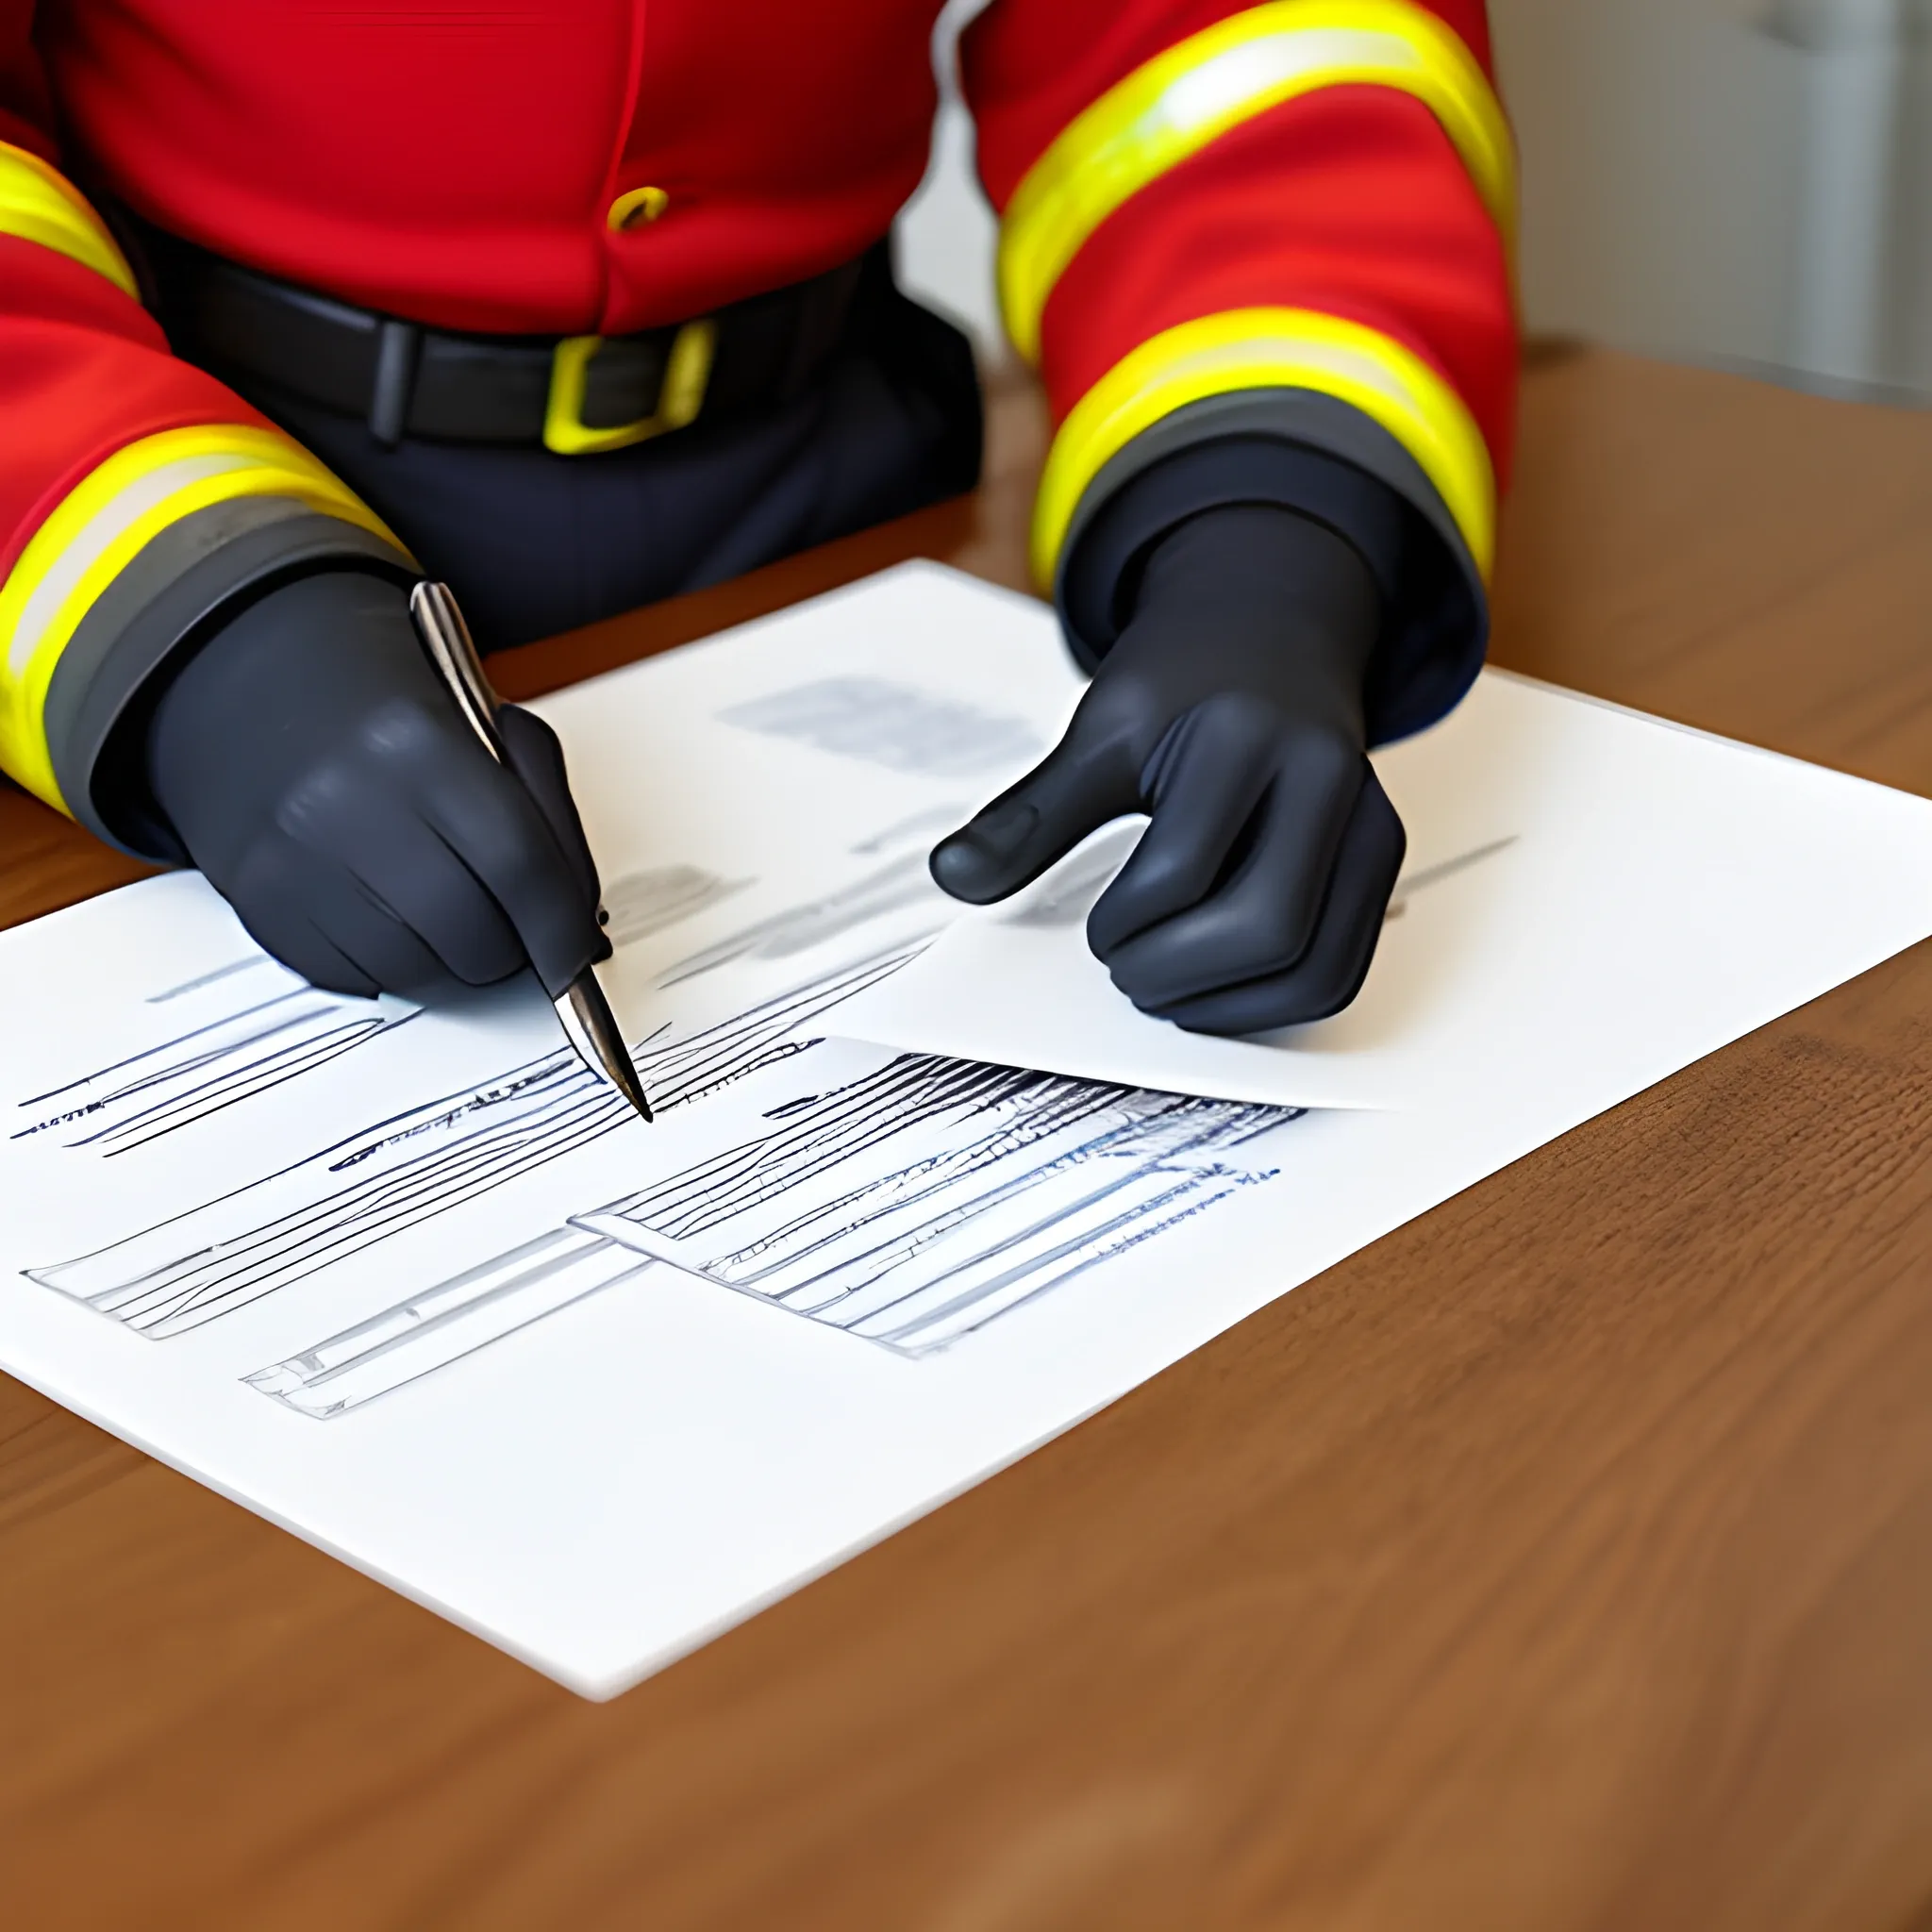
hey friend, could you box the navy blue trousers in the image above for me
[225,265,983,652]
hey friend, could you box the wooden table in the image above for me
[7,347,1932,1929]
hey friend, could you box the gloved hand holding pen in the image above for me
[144,571,608,1004]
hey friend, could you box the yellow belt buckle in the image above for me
[542,317,717,456]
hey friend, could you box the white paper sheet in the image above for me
[841,668,1932,1112]
[3,562,1930,1699]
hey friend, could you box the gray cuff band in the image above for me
[43,496,416,855]
[1054,389,1490,745]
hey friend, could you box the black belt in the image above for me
[132,219,876,455]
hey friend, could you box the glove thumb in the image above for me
[930,723,1140,906]
[495,704,611,962]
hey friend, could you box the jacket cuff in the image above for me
[1054,389,1489,746]
[43,499,416,858]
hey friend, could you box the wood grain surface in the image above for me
[6,350,1932,1930]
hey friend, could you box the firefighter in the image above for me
[0,1,1515,1029]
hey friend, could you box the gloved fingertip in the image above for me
[959,797,1041,862]
[929,838,1016,905]
[929,800,1041,904]
[527,911,609,1001]
[536,957,591,1003]
[546,872,614,985]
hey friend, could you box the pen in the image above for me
[408,579,654,1124]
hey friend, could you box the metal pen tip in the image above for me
[554,977,654,1124]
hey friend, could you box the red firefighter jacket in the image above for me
[0,1,1515,844]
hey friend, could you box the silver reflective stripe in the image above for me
[7,452,260,681]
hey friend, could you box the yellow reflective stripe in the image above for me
[0,426,404,811]
[999,0,1514,364]
[0,140,139,299]
[1032,306,1494,591]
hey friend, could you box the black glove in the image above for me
[146,570,608,1002]
[931,503,1404,1034]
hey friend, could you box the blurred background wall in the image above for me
[894,0,1932,403]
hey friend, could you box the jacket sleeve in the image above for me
[960,0,1516,743]
[0,14,413,852]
